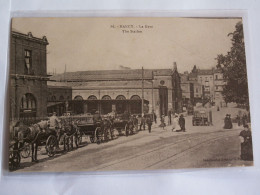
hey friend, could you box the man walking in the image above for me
[168,110,172,125]
[139,114,146,131]
[179,114,186,132]
[146,116,152,133]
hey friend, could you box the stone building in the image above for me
[48,65,183,117]
[197,69,215,100]
[213,69,226,107]
[181,71,204,106]
[9,31,49,120]
[47,85,72,116]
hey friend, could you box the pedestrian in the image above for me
[239,125,253,161]
[179,114,186,132]
[242,113,248,127]
[209,109,213,126]
[237,115,241,126]
[154,112,157,124]
[139,114,146,131]
[172,113,181,132]
[224,114,232,129]
[168,110,172,125]
[146,116,152,133]
[160,115,166,130]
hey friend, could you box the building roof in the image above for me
[197,69,214,75]
[50,69,173,82]
[48,79,153,89]
[213,68,223,73]
[12,31,49,45]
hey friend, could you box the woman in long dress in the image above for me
[172,114,181,132]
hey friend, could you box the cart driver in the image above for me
[93,111,102,123]
[49,112,62,151]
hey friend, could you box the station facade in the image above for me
[48,65,183,117]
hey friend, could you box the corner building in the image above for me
[9,31,49,119]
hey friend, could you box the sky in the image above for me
[12,17,242,74]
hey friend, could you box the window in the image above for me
[21,93,36,109]
[196,88,198,93]
[205,77,208,81]
[87,95,97,100]
[215,75,218,80]
[20,93,37,118]
[216,86,218,90]
[116,95,126,100]
[130,95,141,100]
[160,80,165,85]
[51,96,56,101]
[24,50,32,75]
[205,81,209,86]
[102,95,112,100]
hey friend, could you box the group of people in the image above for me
[223,112,253,161]
[160,113,186,132]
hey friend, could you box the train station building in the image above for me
[47,65,183,117]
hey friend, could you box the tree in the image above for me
[216,21,249,107]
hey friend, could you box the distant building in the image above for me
[9,31,49,119]
[180,72,191,106]
[197,69,215,100]
[213,68,226,107]
[186,66,225,106]
[181,71,204,106]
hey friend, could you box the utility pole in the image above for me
[142,67,144,116]
[152,71,154,121]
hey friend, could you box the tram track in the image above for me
[144,132,238,169]
[94,130,239,171]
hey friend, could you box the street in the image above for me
[14,107,253,173]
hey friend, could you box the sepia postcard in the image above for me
[8,17,253,172]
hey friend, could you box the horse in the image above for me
[15,120,56,163]
[60,119,79,151]
[102,118,114,141]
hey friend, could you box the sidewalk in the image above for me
[150,106,245,136]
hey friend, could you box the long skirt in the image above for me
[241,142,253,161]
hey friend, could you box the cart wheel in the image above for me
[95,127,101,144]
[46,135,57,157]
[20,143,30,158]
[70,136,74,150]
[63,136,69,152]
[9,151,21,170]
[76,133,82,147]
[109,128,114,140]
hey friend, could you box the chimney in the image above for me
[173,62,177,72]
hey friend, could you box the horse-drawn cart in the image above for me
[69,114,111,144]
[192,110,209,126]
[113,114,137,136]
